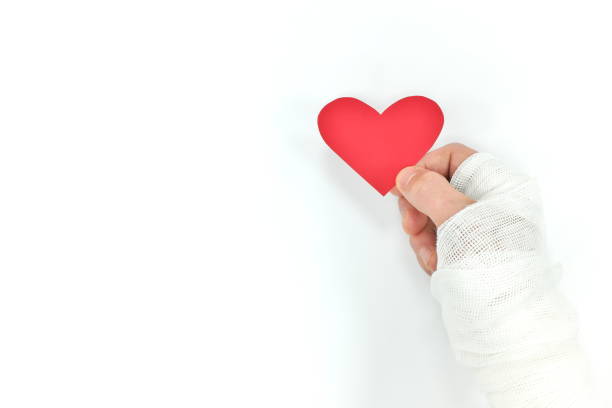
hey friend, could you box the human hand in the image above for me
[392,143,477,274]
[395,146,600,407]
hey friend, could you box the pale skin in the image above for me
[392,143,478,275]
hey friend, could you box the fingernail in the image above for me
[418,248,433,270]
[397,167,418,192]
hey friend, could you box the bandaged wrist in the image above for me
[431,153,598,407]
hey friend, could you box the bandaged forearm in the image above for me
[432,153,599,407]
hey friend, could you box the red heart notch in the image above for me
[318,96,444,195]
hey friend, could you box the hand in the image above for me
[392,143,477,275]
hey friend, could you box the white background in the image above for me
[1,1,610,407]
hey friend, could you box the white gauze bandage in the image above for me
[432,153,600,408]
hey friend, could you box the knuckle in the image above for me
[446,142,466,149]
[406,170,437,195]
[401,216,413,235]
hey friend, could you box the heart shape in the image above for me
[318,96,444,195]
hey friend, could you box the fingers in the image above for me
[396,166,475,227]
[395,143,478,274]
[417,143,477,180]
[398,197,437,274]
[398,196,428,235]
[409,220,437,275]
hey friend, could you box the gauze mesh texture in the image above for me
[431,153,602,408]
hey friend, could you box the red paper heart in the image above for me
[318,96,444,195]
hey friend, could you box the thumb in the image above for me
[395,167,475,227]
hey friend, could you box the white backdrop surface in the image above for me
[1,1,610,407]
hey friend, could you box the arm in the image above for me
[394,144,601,407]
